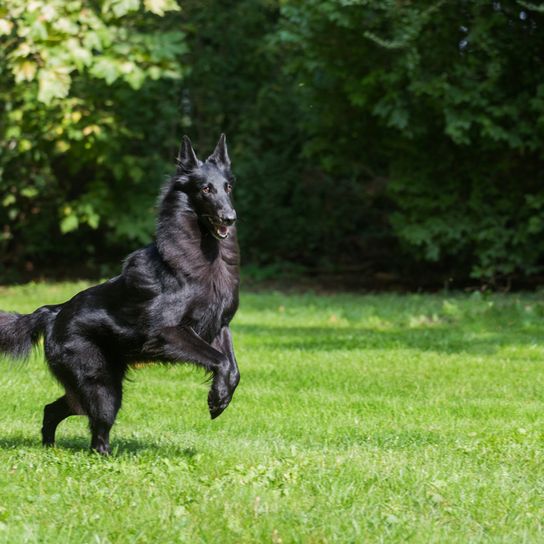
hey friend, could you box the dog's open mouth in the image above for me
[203,216,231,240]
[213,224,229,239]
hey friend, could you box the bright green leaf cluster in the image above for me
[0,0,185,269]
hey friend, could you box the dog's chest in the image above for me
[192,262,238,332]
[145,236,239,340]
[149,251,234,343]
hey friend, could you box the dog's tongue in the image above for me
[218,225,228,237]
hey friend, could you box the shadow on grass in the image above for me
[0,434,199,457]
[236,323,537,356]
[0,429,445,456]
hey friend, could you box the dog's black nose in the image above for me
[220,212,236,226]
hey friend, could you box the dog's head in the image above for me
[174,134,236,240]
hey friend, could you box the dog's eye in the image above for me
[226,183,233,193]
[201,186,211,194]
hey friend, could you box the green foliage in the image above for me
[2,284,544,541]
[180,0,389,268]
[179,0,544,281]
[1,0,544,283]
[0,0,185,269]
[277,0,544,281]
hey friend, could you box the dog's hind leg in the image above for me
[42,395,75,446]
[83,382,122,456]
[48,340,123,455]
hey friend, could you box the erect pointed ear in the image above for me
[176,135,200,174]
[207,133,230,168]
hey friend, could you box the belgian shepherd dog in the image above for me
[0,134,240,454]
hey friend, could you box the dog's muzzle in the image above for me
[204,214,236,240]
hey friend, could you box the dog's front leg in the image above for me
[143,326,236,419]
[212,326,240,395]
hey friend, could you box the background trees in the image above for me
[0,0,185,276]
[1,0,543,285]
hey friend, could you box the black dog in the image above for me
[0,134,240,454]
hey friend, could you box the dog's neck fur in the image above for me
[155,183,239,277]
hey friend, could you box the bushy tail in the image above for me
[0,306,57,360]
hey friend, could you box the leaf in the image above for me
[87,214,100,229]
[21,187,39,198]
[83,31,102,51]
[103,0,140,18]
[55,140,70,153]
[2,194,16,207]
[0,18,13,35]
[14,61,37,83]
[85,209,100,229]
[90,57,119,84]
[38,68,72,104]
[124,66,145,89]
[53,17,79,35]
[82,124,101,136]
[144,0,180,15]
[66,39,93,69]
[60,214,79,234]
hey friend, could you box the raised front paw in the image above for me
[208,374,233,420]
[229,368,240,391]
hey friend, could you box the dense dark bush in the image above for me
[273,0,544,282]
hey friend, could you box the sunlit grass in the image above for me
[0,283,543,542]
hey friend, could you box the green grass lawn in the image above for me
[0,283,543,543]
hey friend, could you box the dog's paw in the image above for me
[209,402,228,420]
[208,378,231,420]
